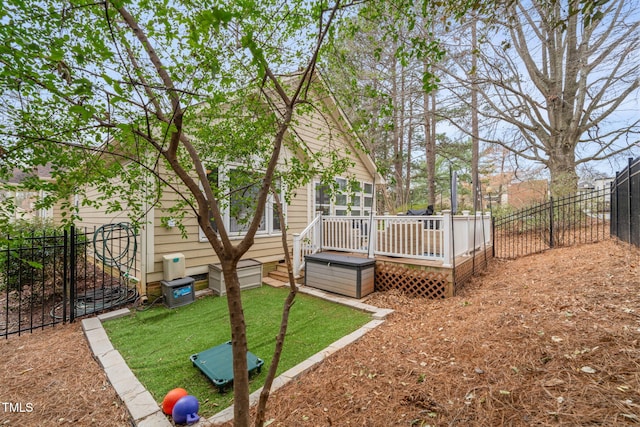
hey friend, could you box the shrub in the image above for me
[0,220,78,300]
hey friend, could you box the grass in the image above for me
[102,285,371,417]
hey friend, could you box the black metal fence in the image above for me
[493,187,610,259]
[1,224,138,338]
[611,157,640,247]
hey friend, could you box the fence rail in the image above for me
[611,157,640,247]
[1,224,138,338]
[493,187,610,259]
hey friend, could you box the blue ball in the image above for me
[172,395,200,425]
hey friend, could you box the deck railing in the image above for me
[292,213,323,277]
[292,211,492,277]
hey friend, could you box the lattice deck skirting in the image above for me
[374,247,493,299]
[375,261,452,298]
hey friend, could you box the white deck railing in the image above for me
[292,213,323,277]
[292,211,492,277]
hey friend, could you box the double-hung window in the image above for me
[199,165,284,241]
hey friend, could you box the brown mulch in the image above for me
[263,238,640,426]
[2,238,640,426]
[0,324,131,426]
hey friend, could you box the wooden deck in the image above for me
[315,244,493,299]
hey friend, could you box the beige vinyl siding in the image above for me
[150,226,281,284]
[51,200,66,226]
[289,89,373,183]
[148,173,311,283]
[72,181,145,289]
[75,185,132,229]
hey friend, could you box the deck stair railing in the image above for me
[292,211,492,277]
[292,213,323,277]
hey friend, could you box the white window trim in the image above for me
[199,165,286,242]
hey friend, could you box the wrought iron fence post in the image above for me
[491,216,496,258]
[612,177,617,238]
[69,226,76,323]
[63,228,68,323]
[549,196,554,248]
[3,235,8,338]
[628,157,633,245]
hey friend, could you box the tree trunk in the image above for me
[470,15,480,211]
[391,58,404,208]
[424,60,436,208]
[404,103,413,206]
[221,262,251,426]
[254,191,296,427]
[548,151,578,198]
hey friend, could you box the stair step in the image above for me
[263,277,288,288]
[276,264,290,273]
[268,270,290,282]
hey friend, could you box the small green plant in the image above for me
[1,220,62,294]
[0,220,86,301]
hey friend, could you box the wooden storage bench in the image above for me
[209,259,262,296]
[304,253,375,298]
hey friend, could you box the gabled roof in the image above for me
[314,71,385,185]
[271,69,384,185]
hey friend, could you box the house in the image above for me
[1,166,56,221]
[482,174,549,210]
[72,72,385,297]
[505,179,548,209]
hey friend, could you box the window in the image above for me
[363,183,374,215]
[200,166,284,241]
[271,179,283,231]
[334,178,348,207]
[313,178,374,216]
[314,182,331,215]
[227,168,266,233]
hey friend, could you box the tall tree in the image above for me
[323,7,446,211]
[448,0,640,196]
[470,14,481,210]
[0,1,356,425]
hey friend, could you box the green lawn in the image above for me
[102,286,371,417]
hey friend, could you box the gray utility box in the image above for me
[304,253,375,299]
[161,276,196,308]
[209,259,263,296]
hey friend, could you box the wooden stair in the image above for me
[267,261,304,285]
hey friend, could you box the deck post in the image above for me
[292,233,301,277]
[462,210,471,255]
[443,210,452,267]
[367,216,376,258]
[483,212,491,246]
[315,212,322,252]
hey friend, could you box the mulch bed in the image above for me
[260,238,640,426]
[0,323,130,426]
[1,238,639,426]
